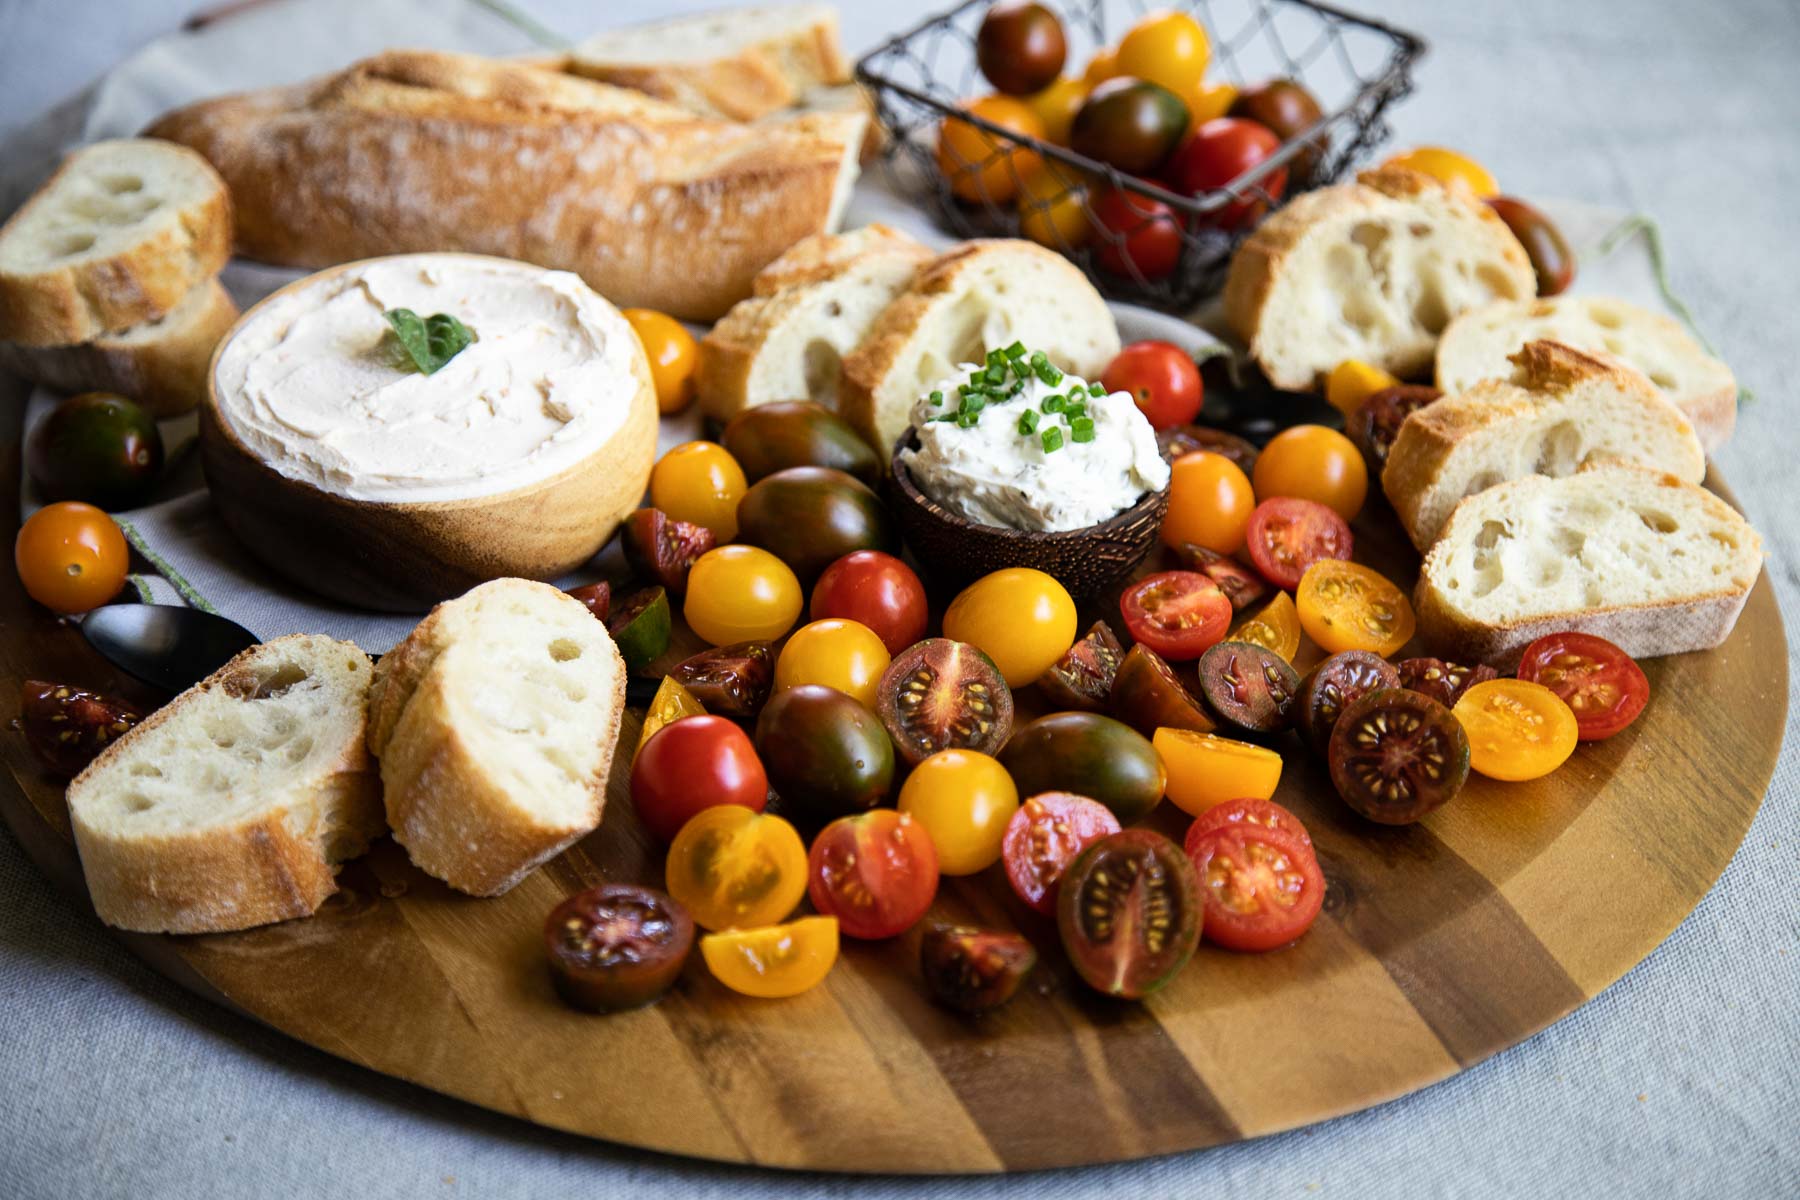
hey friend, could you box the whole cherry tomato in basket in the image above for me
[937,95,1044,205]
[976,2,1067,96]
[1381,146,1497,198]
[1070,77,1191,175]
[1090,188,1183,280]
[1115,10,1211,98]
[1102,340,1202,429]
[1165,117,1286,230]
[1230,79,1326,181]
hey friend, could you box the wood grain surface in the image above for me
[0,395,1785,1173]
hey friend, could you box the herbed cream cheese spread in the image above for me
[899,348,1170,532]
[213,254,639,503]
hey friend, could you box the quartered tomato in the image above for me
[897,749,1020,876]
[620,507,716,595]
[1153,727,1283,816]
[1162,451,1255,555]
[1381,145,1499,198]
[670,640,776,719]
[632,715,767,843]
[18,680,141,776]
[1325,359,1402,417]
[666,806,808,932]
[1001,792,1122,915]
[807,810,938,940]
[684,545,803,645]
[943,567,1077,687]
[1185,823,1323,952]
[1245,497,1352,590]
[1109,643,1214,737]
[621,308,698,415]
[702,916,839,999]
[1183,798,1311,856]
[649,441,746,541]
[1253,424,1368,521]
[1296,560,1415,658]
[774,618,891,710]
[920,925,1037,1013]
[1230,591,1301,662]
[565,581,611,622]
[15,501,128,613]
[809,550,928,656]
[1515,632,1648,741]
[1452,679,1580,781]
[1173,542,1270,611]
[1103,340,1202,430]
[1057,830,1202,999]
[1119,570,1231,661]
[1038,620,1124,712]
[1328,689,1469,823]
[634,676,707,757]
[544,884,694,1012]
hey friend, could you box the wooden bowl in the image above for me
[202,257,658,613]
[887,428,1169,600]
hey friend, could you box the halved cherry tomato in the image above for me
[15,501,128,613]
[1162,451,1255,555]
[621,308,698,415]
[18,680,141,776]
[1329,689,1469,823]
[684,545,803,645]
[1245,497,1353,590]
[666,806,808,932]
[1452,678,1580,781]
[1120,570,1231,661]
[1165,117,1285,229]
[1230,591,1301,662]
[774,618,891,710]
[807,809,938,940]
[1252,425,1368,521]
[1381,146,1498,198]
[1001,792,1122,915]
[701,916,839,999]
[809,550,928,656]
[1102,340,1202,429]
[650,442,747,541]
[1296,560,1415,658]
[942,567,1077,687]
[896,749,1020,876]
[937,94,1044,204]
[632,715,767,843]
[920,925,1037,1012]
[634,676,707,757]
[1153,728,1283,816]
[544,884,694,1012]
[1057,829,1201,998]
[1183,798,1311,856]
[1185,823,1323,952]
[1090,188,1183,280]
[1515,632,1649,741]
[1325,359,1402,417]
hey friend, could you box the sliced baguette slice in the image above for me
[697,224,933,422]
[1415,466,1762,666]
[368,578,627,897]
[568,4,850,121]
[67,634,383,934]
[839,239,1121,454]
[1435,295,1738,451]
[0,139,231,347]
[1224,167,1535,391]
[0,277,237,417]
[1383,340,1706,551]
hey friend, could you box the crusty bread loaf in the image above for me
[839,239,1121,454]
[0,138,230,347]
[569,4,850,121]
[67,634,382,934]
[697,224,932,422]
[1415,466,1762,666]
[1435,294,1738,452]
[146,50,865,322]
[367,578,627,897]
[0,277,236,417]
[1384,340,1706,550]
[1224,167,1535,391]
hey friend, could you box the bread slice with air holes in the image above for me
[66,634,383,934]
[838,239,1121,456]
[367,578,627,897]
[1434,294,1738,452]
[1414,465,1762,667]
[696,224,933,423]
[1383,340,1706,551]
[0,139,231,347]
[1223,167,1535,391]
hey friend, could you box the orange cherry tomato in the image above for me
[634,676,707,757]
[941,567,1077,688]
[897,749,1020,876]
[650,441,746,541]
[1326,359,1403,416]
[1253,425,1368,521]
[620,308,697,415]
[684,545,803,645]
[937,94,1044,204]
[1184,80,1238,134]
[1152,728,1283,817]
[773,618,891,710]
[1381,146,1498,198]
[1230,591,1301,662]
[1024,76,1091,145]
[1115,10,1211,97]
[1162,451,1255,554]
[15,501,128,614]
[1296,560,1415,658]
[701,916,839,998]
[1453,679,1580,781]
[666,805,808,932]
[1083,46,1121,86]
[1017,162,1091,251]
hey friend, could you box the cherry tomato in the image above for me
[1083,47,1121,87]
[1184,80,1239,133]
[1245,496,1353,590]
[670,641,775,720]
[809,550,928,655]
[1516,632,1649,741]
[1329,689,1469,824]
[631,715,768,843]
[976,1,1067,96]
[937,94,1044,205]
[15,501,128,614]
[1453,679,1580,781]
[666,805,808,932]
[773,618,891,710]
[565,581,611,622]
[684,545,803,645]
[620,507,716,596]
[1230,78,1325,178]
[1253,424,1368,521]
[1090,188,1183,280]
[18,680,141,776]
[1037,620,1124,712]
[1102,340,1202,429]
[1119,570,1231,661]
[920,925,1037,1012]
[1183,798,1311,855]
[1057,830,1201,998]
[650,441,746,541]
[544,884,694,1012]
[1115,10,1211,97]
[1001,792,1122,915]
[1485,196,1576,296]
[1230,591,1301,662]
[806,809,938,940]
[942,567,1077,687]
[1017,162,1091,251]
[1396,656,1495,709]
[897,749,1020,876]
[1070,77,1190,175]
[1381,146,1498,198]
[1325,359,1402,417]
[620,308,697,415]
[1162,451,1255,554]
[634,676,707,757]
[1172,541,1269,611]
[1347,384,1441,475]
[1153,728,1283,817]
[1186,823,1323,952]
[701,916,839,998]
[1024,76,1090,145]
[1296,559,1415,658]
[1165,118,1285,229]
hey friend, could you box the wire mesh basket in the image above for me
[855,0,1427,312]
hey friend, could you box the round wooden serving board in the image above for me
[0,403,1786,1174]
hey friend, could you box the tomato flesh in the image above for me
[1057,830,1202,999]
[544,884,694,1012]
[1245,497,1352,590]
[806,810,939,940]
[1120,570,1231,661]
[1001,792,1122,915]
[1516,632,1649,740]
[665,807,808,932]
[1185,824,1323,952]
[1183,798,1311,856]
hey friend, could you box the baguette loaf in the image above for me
[1383,340,1706,550]
[367,578,627,897]
[146,50,866,322]
[1224,167,1535,391]
[0,139,230,347]
[67,634,383,934]
[1435,294,1737,451]
[1415,466,1762,666]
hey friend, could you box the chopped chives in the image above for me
[1036,363,1063,386]
[956,411,979,428]
[1087,382,1105,397]
[1004,340,1027,360]
[960,392,985,414]
[1017,410,1039,435]
[1030,350,1049,368]
[1041,427,1064,453]
[929,389,944,405]
[1041,393,1064,413]
[984,364,1006,385]
[1071,417,1096,442]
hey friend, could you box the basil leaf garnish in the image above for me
[384,308,473,375]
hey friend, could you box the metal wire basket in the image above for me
[855,0,1427,312]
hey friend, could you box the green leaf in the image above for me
[384,308,473,375]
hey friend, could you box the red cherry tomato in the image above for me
[807,809,939,940]
[1001,792,1122,915]
[1090,187,1183,279]
[1119,570,1232,661]
[1244,497,1353,591]
[630,715,768,842]
[1183,798,1311,858]
[1515,632,1649,740]
[1185,822,1324,952]
[1165,117,1286,229]
[1101,340,1203,429]
[809,550,929,656]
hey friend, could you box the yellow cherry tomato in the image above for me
[650,441,746,540]
[1152,728,1283,817]
[635,676,706,757]
[701,916,839,999]
[1025,75,1091,145]
[1381,146,1498,198]
[1230,591,1301,662]
[1453,679,1579,781]
[937,94,1044,205]
[897,749,1020,875]
[773,618,891,709]
[684,545,803,645]
[1253,424,1368,521]
[1325,359,1402,416]
[1185,79,1238,133]
[1116,10,1212,98]
[14,501,128,614]
[942,567,1077,687]
[666,805,808,932]
[1162,451,1256,554]
[620,308,698,415]
[1296,560,1415,658]
[1083,46,1121,86]
[1017,162,1091,251]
